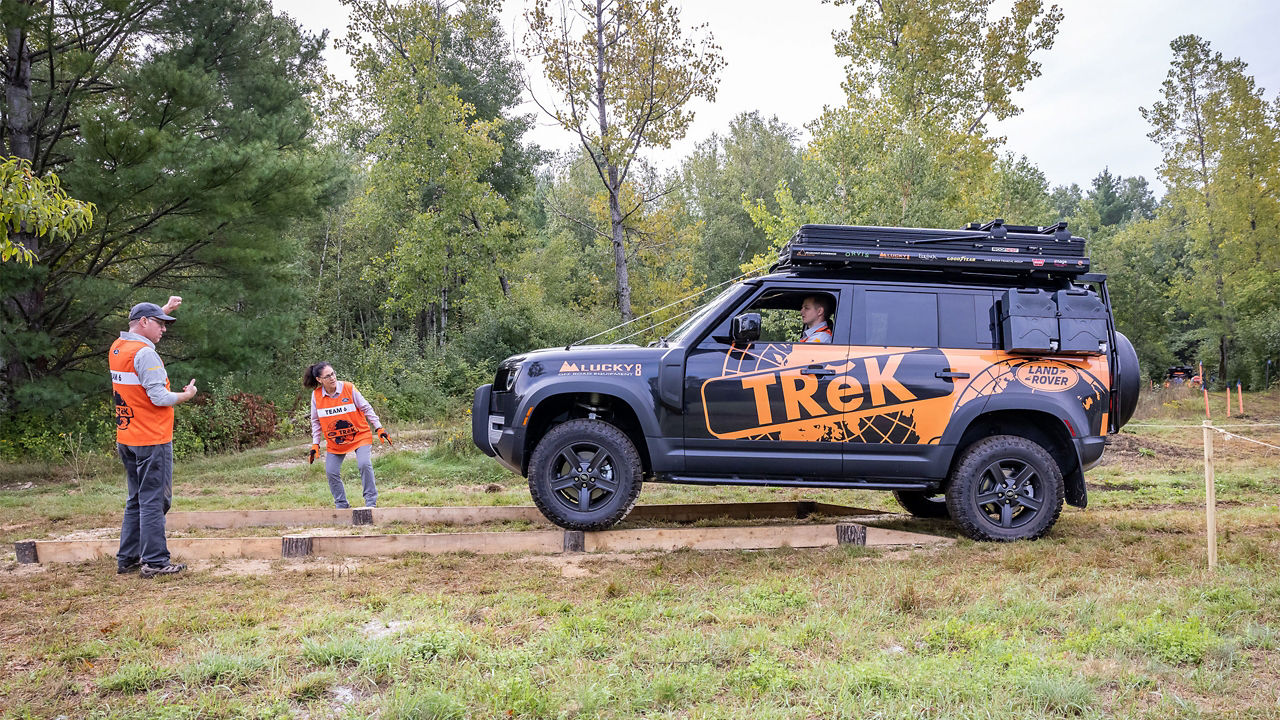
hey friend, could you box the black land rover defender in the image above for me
[473,221,1141,541]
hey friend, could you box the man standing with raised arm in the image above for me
[110,296,197,578]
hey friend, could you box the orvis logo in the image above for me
[701,349,955,439]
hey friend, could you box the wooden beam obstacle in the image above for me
[14,502,948,565]
[15,523,947,564]
[164,501,880,530]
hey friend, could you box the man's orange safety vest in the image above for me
[314,381,373,453]
[801,325,833,343]
[110,338,174,446]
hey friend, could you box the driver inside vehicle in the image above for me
[799,295,834,343]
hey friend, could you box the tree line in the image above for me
[2,0,1277,459]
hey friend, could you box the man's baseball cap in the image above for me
[128,302,176,323]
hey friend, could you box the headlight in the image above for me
[504,365,520,392]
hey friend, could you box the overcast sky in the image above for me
[273,0,1280,198]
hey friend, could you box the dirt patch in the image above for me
[1102,433,1203,463]
[264,459,306,469]
[200,557,364,576]
[55,527,117,541]
[516,551,666,578]
[1088,482,1138,491]
[1,562,47,577]
[455,483,506,494]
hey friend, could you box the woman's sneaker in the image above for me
[140,563,186,578]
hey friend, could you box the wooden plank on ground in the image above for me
[167,508,350,530]
[163,501,881,530]
[585,524,840,552]
[309,530,565,557]
[865,526,953,547]
[372,506,545,525]
[29,537,281,564]
[584,524,951,552]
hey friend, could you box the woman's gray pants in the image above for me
[325,444,377,508]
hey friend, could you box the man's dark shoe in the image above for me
[117,562,141,574]
[140,563,186,579]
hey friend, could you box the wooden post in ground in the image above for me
[15,540,36,563]
[835,523,867,546]
[1202,420,1218,569]
[1237,381,1244,414]
[282,535,313,558]
[563,531,585,552]
[352,508,373,526]
[1226,386,1231,418]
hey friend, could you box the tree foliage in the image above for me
[524,0,723,321]
[1133,35,1280,384]
[830,0,1062,134]
[0,156,94,264]
[0,0,340,411]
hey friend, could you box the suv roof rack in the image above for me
[774,220,1089,276]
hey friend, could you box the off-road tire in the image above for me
[945,435,1064,541]
[528,419,642,531]
[893,490,950,519]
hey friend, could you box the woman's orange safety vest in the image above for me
[110,338,174,445]
[314,381,373,453]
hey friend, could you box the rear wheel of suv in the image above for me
[893,490,950,518]
[528,419,643,531]
[945,435,1064,541]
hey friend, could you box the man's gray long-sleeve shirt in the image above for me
[118,331,184,407]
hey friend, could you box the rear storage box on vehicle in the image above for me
[1055,289,1108,355]
[1001,288,1058,353]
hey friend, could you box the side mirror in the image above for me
[730,313,761,344]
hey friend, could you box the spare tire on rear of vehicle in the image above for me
[1113,331,1141,429]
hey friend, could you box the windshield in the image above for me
[663,285,742,345]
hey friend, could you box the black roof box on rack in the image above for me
[775,219,1089,276]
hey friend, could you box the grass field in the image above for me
[1,388,1278,719]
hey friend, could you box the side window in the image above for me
[938,291,999,349]
[864,290,938,347]
[712,287,843,344]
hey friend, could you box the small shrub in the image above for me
[286,670,335,700]
[98,661,170,693]
[176,387,279,456]
[1136,614,1219,665]
[923,618,998,652]
[739,585,811,615]
[301,635,365,667]
[1021,674,1094,716]
[178,652,265,686]
[383,687,466,720]
[728,651,795,695]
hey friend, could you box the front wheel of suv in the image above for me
[528,419,643,531]
[945,435,1064,541]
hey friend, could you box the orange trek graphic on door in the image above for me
[700,343,1109,443]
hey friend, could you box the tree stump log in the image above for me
[282,535,313,558]
[835,523,867,546]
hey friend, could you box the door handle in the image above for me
[935,370,970,379]
[802,365,835,377]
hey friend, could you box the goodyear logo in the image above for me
[702,349,955,438]
[1014,361,1079,392]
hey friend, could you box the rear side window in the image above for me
[859,288,998,349]
[939,292,999,349]
[864,290,938,346]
